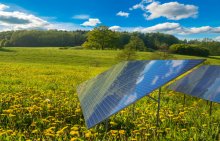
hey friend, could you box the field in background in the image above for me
[0,47,220,140]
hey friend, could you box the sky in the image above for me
[0,0,220,41]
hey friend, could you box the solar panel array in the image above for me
[77,59,205,128]
[168,65,220,103]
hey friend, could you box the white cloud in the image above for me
[109,26,121,31]
[47,22,91,31]
[0,3,49,31]
[72,14,90,20]
[81,18,101,27]
[131,1,198,20]
[123,22,220,35]
[116,11,129,17]
[0,3,9,11]
[214,36,220,42]
[134,22,181,33]
[0,3,92,31]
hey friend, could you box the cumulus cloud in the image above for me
[81,18,101,26]
[134,22,181,33]
[214,36,220,42]
[109,26,121,31]
[0,3,9,11]
[72,14,90,20]
[0,3,49,31]
[116,11,129,17]
[131,1,198,20]
[0,3,92,31]
[128,22,220,35]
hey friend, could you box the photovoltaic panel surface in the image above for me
[168,65,220,103]
[77,59,205,128]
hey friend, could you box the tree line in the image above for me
[0,26,219,56]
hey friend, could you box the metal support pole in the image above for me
[105,119,108,132]
[183,95,186,106]
[210,101,213,116]
[156,88,161,127]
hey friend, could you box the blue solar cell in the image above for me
[77,59,205,128]
[168,65,220,103]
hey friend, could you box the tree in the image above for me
[116,38,138,61]
[128,35,146,51]
[82,26,118,50]
[169,44,210,57]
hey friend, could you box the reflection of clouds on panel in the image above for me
[205,78,220,100]
[136,75,144,84]
[151,76,159,85]
[124,92,138,105]
[168,66,220,103]
[165,60,185,78]
[171,60,184,67]
[142,60,156,74]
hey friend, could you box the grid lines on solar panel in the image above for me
[77,59,205,128]
[168,65,220,103]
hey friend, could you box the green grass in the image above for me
[0,47,220,140]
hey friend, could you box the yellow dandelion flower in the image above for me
[85,132,92,138]
[110,130,118,135]
[110,121,117,126]
[75,108,81,113]
[70,137,78,141]
[119,130,125,135]
[6,130,13,134]
[70,131,79,136]
[71,126,79,131]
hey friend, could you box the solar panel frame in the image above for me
[167,65,220,103]
[77,59,205,128]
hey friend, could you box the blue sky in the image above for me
[0,0,220,41]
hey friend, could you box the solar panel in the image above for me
[77,59,205,128]
[168,65,220,103]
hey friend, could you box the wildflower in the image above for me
[119,130,125,135]
[85,131,92,138]
[75,108,81,113]
[70,131,79,136]
[110,121,117,126]
[71,126,79,131]
[70,137,78,141]
[110,130,118,135]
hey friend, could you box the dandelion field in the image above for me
[0,47,220,140]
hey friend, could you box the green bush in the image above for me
[169,44,209,57]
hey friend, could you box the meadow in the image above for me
[0,47,220,141]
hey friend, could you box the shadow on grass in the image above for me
[208,56,220,60]
[0,48,15,52]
